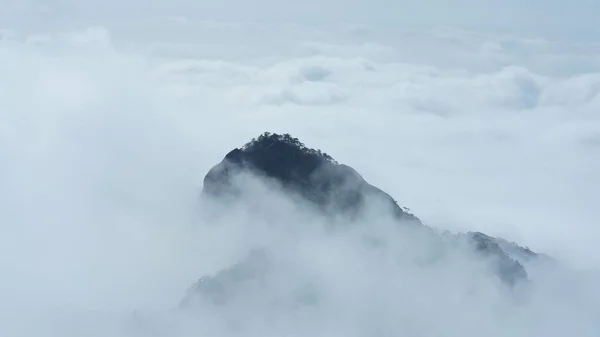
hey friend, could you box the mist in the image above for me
[1,1,600,336]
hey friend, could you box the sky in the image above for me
[2,0,599,32]
[1,0,600,336]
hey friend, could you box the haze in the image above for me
[1,0,599,336]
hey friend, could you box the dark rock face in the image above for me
[188,132,538,307]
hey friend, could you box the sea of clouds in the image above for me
[1,1,600,336]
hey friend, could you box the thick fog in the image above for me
[1,1,600,336]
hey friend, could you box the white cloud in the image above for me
[1,11,600,337]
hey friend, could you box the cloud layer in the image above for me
[1,12,600,337]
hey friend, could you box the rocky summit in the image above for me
[185,132,540,308]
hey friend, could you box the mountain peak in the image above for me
[190,132,537,307]
[203,132,420,223]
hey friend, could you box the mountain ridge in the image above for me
[186,132,539,308]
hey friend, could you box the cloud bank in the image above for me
[1,8,600,337]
